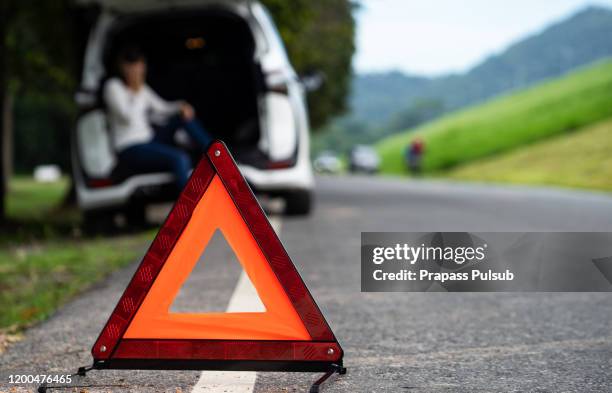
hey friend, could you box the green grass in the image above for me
[0,235,150,329]
[3,177,80,244]
[446,118,612,191]
[7,177,69,220]
[376,60,612,175]
[1,177,154,330]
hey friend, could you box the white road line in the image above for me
[190,217,282,393]
[226,269,266,313]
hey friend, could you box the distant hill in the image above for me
[348,6,612,128]
[375,60,612,175]
[349,72,430,125]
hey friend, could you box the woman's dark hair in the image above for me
[117,44,146,64]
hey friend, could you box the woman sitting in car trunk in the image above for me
[104,45,212,190]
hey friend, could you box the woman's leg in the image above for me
[154,115,213,152]
[119,142,192,189]
[182,118,213,150]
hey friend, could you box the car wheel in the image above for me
[124,203,148,228]
[83,209,116,234]
[283,189,313,216]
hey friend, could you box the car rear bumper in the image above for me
[239,162,314,192]
[76,173,176,211]
[76,161,314,211]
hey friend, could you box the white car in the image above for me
[313,151,342,174]
[72,0,314,226]
[349,145,380,174]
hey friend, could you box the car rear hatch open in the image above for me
[74,0,300,180]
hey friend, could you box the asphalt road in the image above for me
[2,175,612,392]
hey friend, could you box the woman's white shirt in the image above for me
[103,77,181,151]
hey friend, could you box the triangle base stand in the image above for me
[309,363,347,393]
[58,361,347,393]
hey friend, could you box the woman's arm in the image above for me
[145,85,182,117]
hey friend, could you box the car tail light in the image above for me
[267,159,295,170]
[88,178,114,188]
[266,70,290,95]
[268,82,289,95]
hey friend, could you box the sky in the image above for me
[354,0,612,76]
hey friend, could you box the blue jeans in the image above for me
[118,116,212,189]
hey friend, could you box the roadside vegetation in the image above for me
[446,118,612,191]
[376,60,612,181]
[0,178,153,331]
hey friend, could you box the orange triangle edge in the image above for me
[89,140,343,372]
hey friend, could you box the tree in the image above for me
[0,6,9,222]
[0,0,75,223]
[262,0,357,129]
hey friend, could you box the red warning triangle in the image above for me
[90,141,342,371]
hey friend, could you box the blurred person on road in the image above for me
[405,138,425,175]
[104,45,212,190]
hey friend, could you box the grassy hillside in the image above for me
[377,60,612,174]
[446,118,612,191]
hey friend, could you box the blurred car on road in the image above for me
[349,145,380,174]
[313,151,342,174]
[72,0,315,227]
